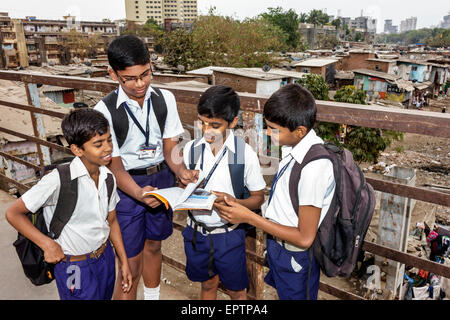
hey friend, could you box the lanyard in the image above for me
[201,146,228,189]
[123,98,151,147]
[268,156,293,205]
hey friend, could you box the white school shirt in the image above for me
[94,85,185,171]
[183,131,266,227]
[21,157,120,256]
[264,129,336,228]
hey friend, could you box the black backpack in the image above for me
[102,87,168,148]
[288,143,375,278]
[13,162,114,286]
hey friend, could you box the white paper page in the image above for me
[175,170,206,205]
[174,188,217,211]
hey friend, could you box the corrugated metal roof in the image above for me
[353,69,401,82]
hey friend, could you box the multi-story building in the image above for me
[440,12,450,29]
[0,13,118,67]
[384,19,398,34]
[125,0,198,26]
[399,17,417,33]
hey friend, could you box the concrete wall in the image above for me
[256,79,282,95]
[152,73,208,84]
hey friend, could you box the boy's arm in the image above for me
[108,156,161,208]
[107,209,132,293]
[212,190,265,211]
[5,198,64,263]
[215,199,320,249]
[163,137,199,186]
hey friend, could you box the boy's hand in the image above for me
[215,197,253,224]
[42,239,65,264]
[140,186,162,208]
[178,168,199,186]
[120,262,133,293]
[211,191,236,205]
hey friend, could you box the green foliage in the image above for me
[377,28,450,47]
[161,13,286,70]
[334,85,367,105]
[324,86,404,163]
[306,9,329,26]
[260,7,302,50]
[296,74,329,101]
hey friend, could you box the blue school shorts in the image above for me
[54,242,115,300]
[264,237,320,300]
[182,225,249,291]
[116,167,175,258]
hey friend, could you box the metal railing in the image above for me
[0,70,449,300]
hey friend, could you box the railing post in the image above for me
[25,82,51,166]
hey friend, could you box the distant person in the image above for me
[215,84,336,300]
[5,108,132,300]
[183,85,266,300]
[94,35,198,300]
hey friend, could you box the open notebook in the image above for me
[143,171,217,211]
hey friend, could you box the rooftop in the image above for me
[352,69,401,82]
[293,58,339,68]
[211,67,285,81]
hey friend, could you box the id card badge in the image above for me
[139,144,157,159]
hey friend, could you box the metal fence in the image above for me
[0,70,449,300]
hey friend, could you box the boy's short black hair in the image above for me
[198,85,240,123]
[263,83,317,131]
[107,35,150,72]
[61,108,109,148]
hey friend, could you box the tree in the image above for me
[332,86,403,163]
[307,9,329,27]
[260,7,302,50]
[296,74,329,100]
[161,13,285,70]
[331,19,341,29]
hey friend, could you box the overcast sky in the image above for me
[1,0,448,32]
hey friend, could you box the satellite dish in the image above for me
[151,53,158,61]
[85,69,93,75]
[262,64,271,73]
[85,61,92,67]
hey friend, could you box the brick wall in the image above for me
[342,52,375,71]
[213,71,257,94]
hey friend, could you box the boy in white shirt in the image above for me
[182,85,266,300]
[216,84,336,300]
[6,108,132,300]
[94,35,198,300]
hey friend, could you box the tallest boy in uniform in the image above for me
[95,35,198,300]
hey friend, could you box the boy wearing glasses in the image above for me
[94,35,198,300]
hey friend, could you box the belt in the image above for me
[267,234,305,252]
[62,241,108,262]
[128,161,168,176]
[187,216,239,235]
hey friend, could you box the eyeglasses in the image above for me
[116,68,152,84]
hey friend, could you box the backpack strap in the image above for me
[103,90,128,149]
[102,87,168,149]
[288,143,335,216]
[227,135,248,200]
[151,87,168,139]
[188,138,204,170]
[105,173,114,210]
[49,163,78,239]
